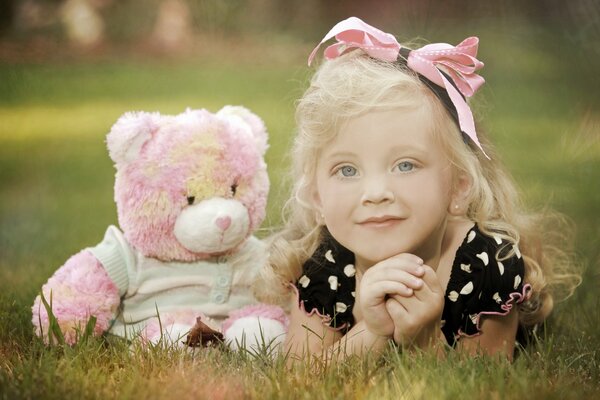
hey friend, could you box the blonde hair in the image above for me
[257,51,581,327]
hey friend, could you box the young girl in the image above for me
[259,17,580,362]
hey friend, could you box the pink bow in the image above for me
[308,16,488,158]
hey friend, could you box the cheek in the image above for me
[403,171,451,208]
[316,178,341,209]
[318,185,356,220]
[420,172,453,210]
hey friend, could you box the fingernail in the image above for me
[416,266,424,275]
[416,257,424,265]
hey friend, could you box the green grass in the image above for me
[1,25,599,398]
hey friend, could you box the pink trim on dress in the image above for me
[289,283,349,332]
[455,283,532,340]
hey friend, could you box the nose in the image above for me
[215,216,232,231]
[360,175,395,205]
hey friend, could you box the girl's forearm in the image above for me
[284,296,391,365]
[323,321,391,362]
[402,325,447,359]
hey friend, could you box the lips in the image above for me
[359,215,404,227]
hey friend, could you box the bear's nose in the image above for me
[215,216,232,231]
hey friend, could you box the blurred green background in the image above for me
[0,0,599,394]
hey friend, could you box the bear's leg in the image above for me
[142,311,204,349]
[144,320,193,348]
[222,304,288,355]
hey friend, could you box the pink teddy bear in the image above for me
[32,106,287,351]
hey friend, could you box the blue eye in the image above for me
[396,161,414,172]
[337,165,357,177]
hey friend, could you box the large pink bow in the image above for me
[308,16,488,158]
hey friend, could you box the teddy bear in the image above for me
[32,106,287,351]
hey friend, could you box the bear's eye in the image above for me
[231,183,238,196]
[187,196,195,205]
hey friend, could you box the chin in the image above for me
[356,246,410,266]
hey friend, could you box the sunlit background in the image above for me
[1,1,599,397]
[1,0,599,308]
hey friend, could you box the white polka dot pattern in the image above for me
[493,292,502,304]
[299,275,310,288]
[467,230,476,243]
[344,264,356,277]
[460,281,474,295]
[448,291,459,302]
[514,275,521,289]
[497,261,504,275]
[325,249,335,263]
[335,302,348,313]
[476,251,489,266]
[441,224,529,347]
[328,276,338,290]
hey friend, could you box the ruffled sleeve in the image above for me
[441,224,532,346]
[294,232,357,332]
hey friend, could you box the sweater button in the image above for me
[213,293,226,304]
[217,276,230,287]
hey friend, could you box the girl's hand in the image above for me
[358,254,425,337]
[385,264,444,347]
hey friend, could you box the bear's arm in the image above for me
[32,226,133,345]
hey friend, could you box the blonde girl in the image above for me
[259,17,580,362]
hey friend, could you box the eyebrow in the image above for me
[322,151,357,160]
[388,144,429,156]
[323,145,429,161]
[322,142,430,163]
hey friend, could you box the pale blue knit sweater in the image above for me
[89,226,265,338]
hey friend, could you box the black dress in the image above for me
[295,224,531,347]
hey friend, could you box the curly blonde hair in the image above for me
[257,51,581,327]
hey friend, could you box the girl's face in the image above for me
[312,107,456,269]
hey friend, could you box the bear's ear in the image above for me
[106,111,157,165]
[217,105,269,155]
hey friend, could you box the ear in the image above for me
[448,171,472,216]
[217,105,269,156]
[106,111,157,165]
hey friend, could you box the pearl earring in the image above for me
[316,212,325,224]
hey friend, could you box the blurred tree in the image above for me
[187,0,246,37]
[152,0,193,50]
[1,0,597,61]
[10,0,63,41]
[0,0,17,35]
[61,0,105,46]
[103,0,160,42]
[541,0,600,54]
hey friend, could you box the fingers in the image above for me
[363,253,426,296]
[385,296,408,316]
[361,281,415,302]
[384,253,426,277]
[365,269,424,292]
[361,303,396,337]
[411,265,444,300]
